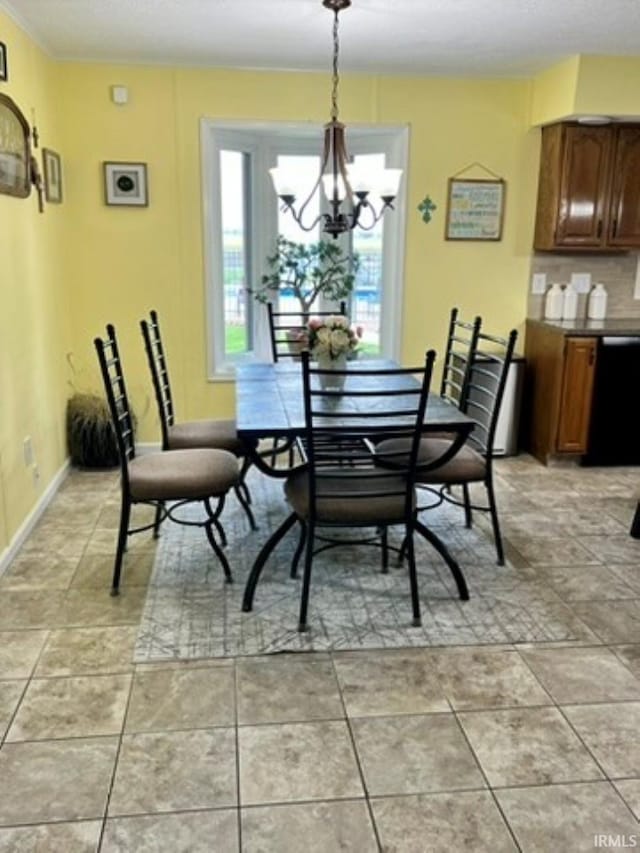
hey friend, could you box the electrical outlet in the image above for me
[634,255,640,300]
[531,273,547,294]
[23,437,34,467]
[32,466,40,486]
[571,272,592,293]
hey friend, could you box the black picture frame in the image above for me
[0,42,7,82]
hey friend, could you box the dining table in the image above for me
[235,359,476,606]
[235,359,475,465]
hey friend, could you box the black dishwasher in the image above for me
[582,336,640,466]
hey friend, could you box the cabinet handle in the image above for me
[612,218,618,237]
[597,220,603,238]
[588,346,595,366]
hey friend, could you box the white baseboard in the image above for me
[0,459,71,576]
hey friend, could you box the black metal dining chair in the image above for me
[141,309,257,535]
[440,307,483,410]
[376,326,518,565]
[266,300,347,362]
[242,350,470,632]
[94,324,239,594]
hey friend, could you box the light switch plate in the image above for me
[531,273,547,294]
[571,272,592,293]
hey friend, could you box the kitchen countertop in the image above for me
[526,318,640,336]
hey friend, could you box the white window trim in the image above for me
[201,119,409,379]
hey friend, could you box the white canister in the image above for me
[544,283,564,320]
[587,283,608,320]
[561,282,578,320]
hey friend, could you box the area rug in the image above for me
[133,471,592,662]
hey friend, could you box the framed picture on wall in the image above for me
[103,161,148,206]
[43,148,63,203]
[445,177,506,241]
[0,42,7,82]
[0,94,31,198]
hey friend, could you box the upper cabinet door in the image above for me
[607,126,640,248]
[555,125,612,248]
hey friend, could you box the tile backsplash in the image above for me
[528,253,640,320]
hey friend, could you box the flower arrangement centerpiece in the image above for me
[302,315,362,363]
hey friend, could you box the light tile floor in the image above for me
[0,456,639,851]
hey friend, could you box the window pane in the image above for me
[220,150,251,356]
[352,153,384,356]
[275,155,321,316]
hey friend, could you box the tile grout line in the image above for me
[329,651,384,853]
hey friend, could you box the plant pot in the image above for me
[66,393,120,468]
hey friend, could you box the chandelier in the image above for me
[269,0,402,238]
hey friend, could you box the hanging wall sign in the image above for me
[445,176,505,241]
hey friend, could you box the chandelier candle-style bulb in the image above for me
[270,0,402,237]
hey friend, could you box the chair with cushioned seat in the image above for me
[440,307,483,410]
[95,324,239,594]
[376,326,517,565]
[140,309,257,534]
[266,300,347,363]
[242,349,470,632]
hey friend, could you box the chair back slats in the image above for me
[267,301,346,362]
[94,324,136,489]
[140,309,175,449]
[440,307,482,410]
[300,350,436,521]
[464,328,518,457]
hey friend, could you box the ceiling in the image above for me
[3,0,640,78]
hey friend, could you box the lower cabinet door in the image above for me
[556,337,597,452]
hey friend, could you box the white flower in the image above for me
[307,314,360,360]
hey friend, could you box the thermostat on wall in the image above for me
[110,85,128,105]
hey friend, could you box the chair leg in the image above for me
[631,501,640,539]
[111,498,131,595]
[462,483,473,528]
[204,519,233,582]
[153,501,164,538]
[414,518,469,601]
[238,455,253,504]
[298,521,315,633]
[381,526,389,573]
[242,512,298,611]
[204,497,232,581]
[236,456,258,530]
[485,477,505,566]
[234,484,258,531]
[404,526,421,627]
[291,522,306,578]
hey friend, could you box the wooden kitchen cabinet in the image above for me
[534,122,640,251]
[524,321,597,463]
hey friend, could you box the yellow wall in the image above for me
[530,56,580,127]
[531,55,640,125]
[0,11,71,553]
[574,56,640,118]
[55,63,536,445]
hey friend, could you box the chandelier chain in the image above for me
[331,9,340,122]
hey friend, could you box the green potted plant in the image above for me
[251,235,360,317]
